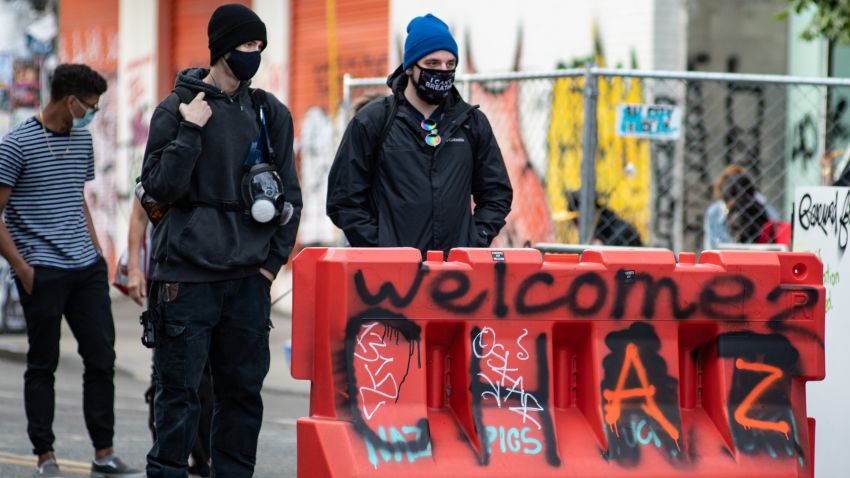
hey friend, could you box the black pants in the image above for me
[146,363,213,474]
[146,273,271,478]
[15,257,116,456]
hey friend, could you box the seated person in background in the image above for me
[721,172,791,247]
[704,165,780,249]
[832,147,850,186]
[566,191,643,246]
[595,207,643,246]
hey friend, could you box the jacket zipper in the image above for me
[429,104,478,250]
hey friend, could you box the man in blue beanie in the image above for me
[327,13,512,254]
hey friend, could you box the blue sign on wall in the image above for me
[615,104,681,140]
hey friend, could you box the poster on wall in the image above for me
[11,59,39,108]
[0,54,12,111]
[793,187,848,317]
[792,186,850,477]
[615,103,681,140]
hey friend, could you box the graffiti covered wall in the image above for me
[543,49,652,246]
[59,0,121,274]
[291,0,388,247]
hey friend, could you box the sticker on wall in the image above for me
[0,54,12,111]
[11,59,39,109]
[615,104,681,140]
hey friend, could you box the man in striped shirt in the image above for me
[0,64,140,477]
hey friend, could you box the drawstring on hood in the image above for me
[175,67,252,102]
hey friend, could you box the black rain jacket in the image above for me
[141,68,302,282]
[326,66,512,254]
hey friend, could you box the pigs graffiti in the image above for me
[717,331,806,464]
[601,323,683,466]
[484,426,543,455]
[469,328,560,466]
[343,310,431,469]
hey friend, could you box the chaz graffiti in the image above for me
[335,260,820,471]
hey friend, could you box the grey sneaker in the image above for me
[90,455,143,477]
[34,458,63,477]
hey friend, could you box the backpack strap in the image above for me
[363,94,398,213]
[172,85,194,104]
[369,94,398,177]
[459,106,481,154]
[249,88,278,167]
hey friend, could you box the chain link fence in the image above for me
[343,67,850,253]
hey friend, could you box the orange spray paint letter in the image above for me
[603,343,680,447]
[733,359,791,438]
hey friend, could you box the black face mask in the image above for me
[413,66,455,105]
[226,50,262,81]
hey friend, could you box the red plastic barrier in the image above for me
[292,248,824,477]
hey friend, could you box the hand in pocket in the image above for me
[17,264,35,295]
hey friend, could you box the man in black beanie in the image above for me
[140,3,301,477]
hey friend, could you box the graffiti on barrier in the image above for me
[352,263,818,325]
[601,323,682,465]
[331,258,820,471]
[717,331,806,465]
[344,309,430,469]
[469,326,559,465]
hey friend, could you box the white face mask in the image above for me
[70,96,97,129]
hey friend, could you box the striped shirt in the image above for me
[0,117,98,269]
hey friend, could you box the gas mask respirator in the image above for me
[242,104,294,225]
[242,163,293,224]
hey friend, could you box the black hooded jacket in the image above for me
[326,67,512,253]
[141,68,302,282]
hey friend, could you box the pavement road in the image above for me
[0,295,308,478]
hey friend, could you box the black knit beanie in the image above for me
[208,4,267,65]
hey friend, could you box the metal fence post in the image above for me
[342,73,352,119]
[580,65,599,244]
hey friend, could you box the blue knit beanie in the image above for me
[403,14,458,71]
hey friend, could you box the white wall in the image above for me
[389,0,677,73]
[654,0,687,71]
[253,0,290,103]
[115,0,158,263]
[686,0,788,73]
